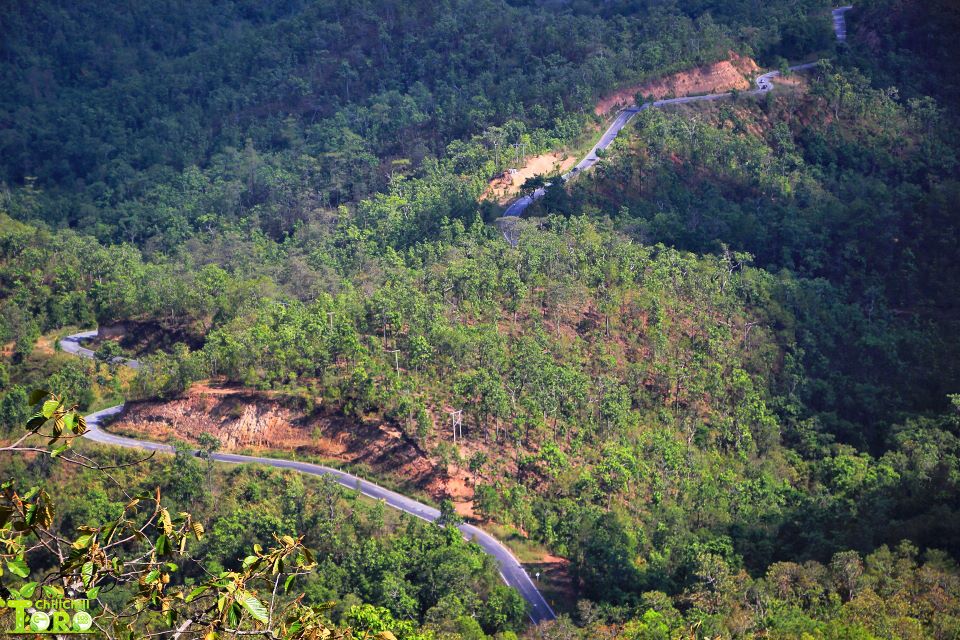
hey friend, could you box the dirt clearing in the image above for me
[482,152,577,204]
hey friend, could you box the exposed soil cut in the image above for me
[594,52,760,115]
[109,383,439,493]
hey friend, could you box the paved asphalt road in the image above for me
[60,329,141,370]
[64,333,557,625]
[833,6,853,41]
[62,8,858,624]
[502,6,853,219]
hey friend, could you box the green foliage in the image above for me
[573,511,641,603]
[0,389,528,638]
[0,0,829,245]
[2,1,960,638]
[575,60,960,452]
[0,385,28,434]
[438,499,465,528]
[166,440,208,504]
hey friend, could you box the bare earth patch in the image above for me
[439,470,477,519]
[109,383,438,493]
[481,152,578,204]
[107,384,578,593]
[594,52,760,115]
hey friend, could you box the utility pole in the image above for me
[447,409,463,443]
[386,349,400,375]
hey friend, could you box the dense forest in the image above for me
[0,0,832,245]
[2,0,960,638]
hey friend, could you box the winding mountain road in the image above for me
[62,333,556,625]
[56,7,856,627]
[503,6,853,218]
[59,330,141,369]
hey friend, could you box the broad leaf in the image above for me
[238,591,269,623]
[155,534,171,557]
[41,399,60,418]
[51,443,71,458]
[185,585,209,603]
[6,558,29,578]
[73,534,94,549]
[81,561,94,587]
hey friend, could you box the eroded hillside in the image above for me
[111,384,443,494]
[594,53,760,114]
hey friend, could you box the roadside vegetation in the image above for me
[2,0,960,638]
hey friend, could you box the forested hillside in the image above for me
[2,0,960,639]
[1,0,830,244]
[564,58,960,452]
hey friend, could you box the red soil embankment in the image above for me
[110,384,438,491]
[595,52,760,115]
